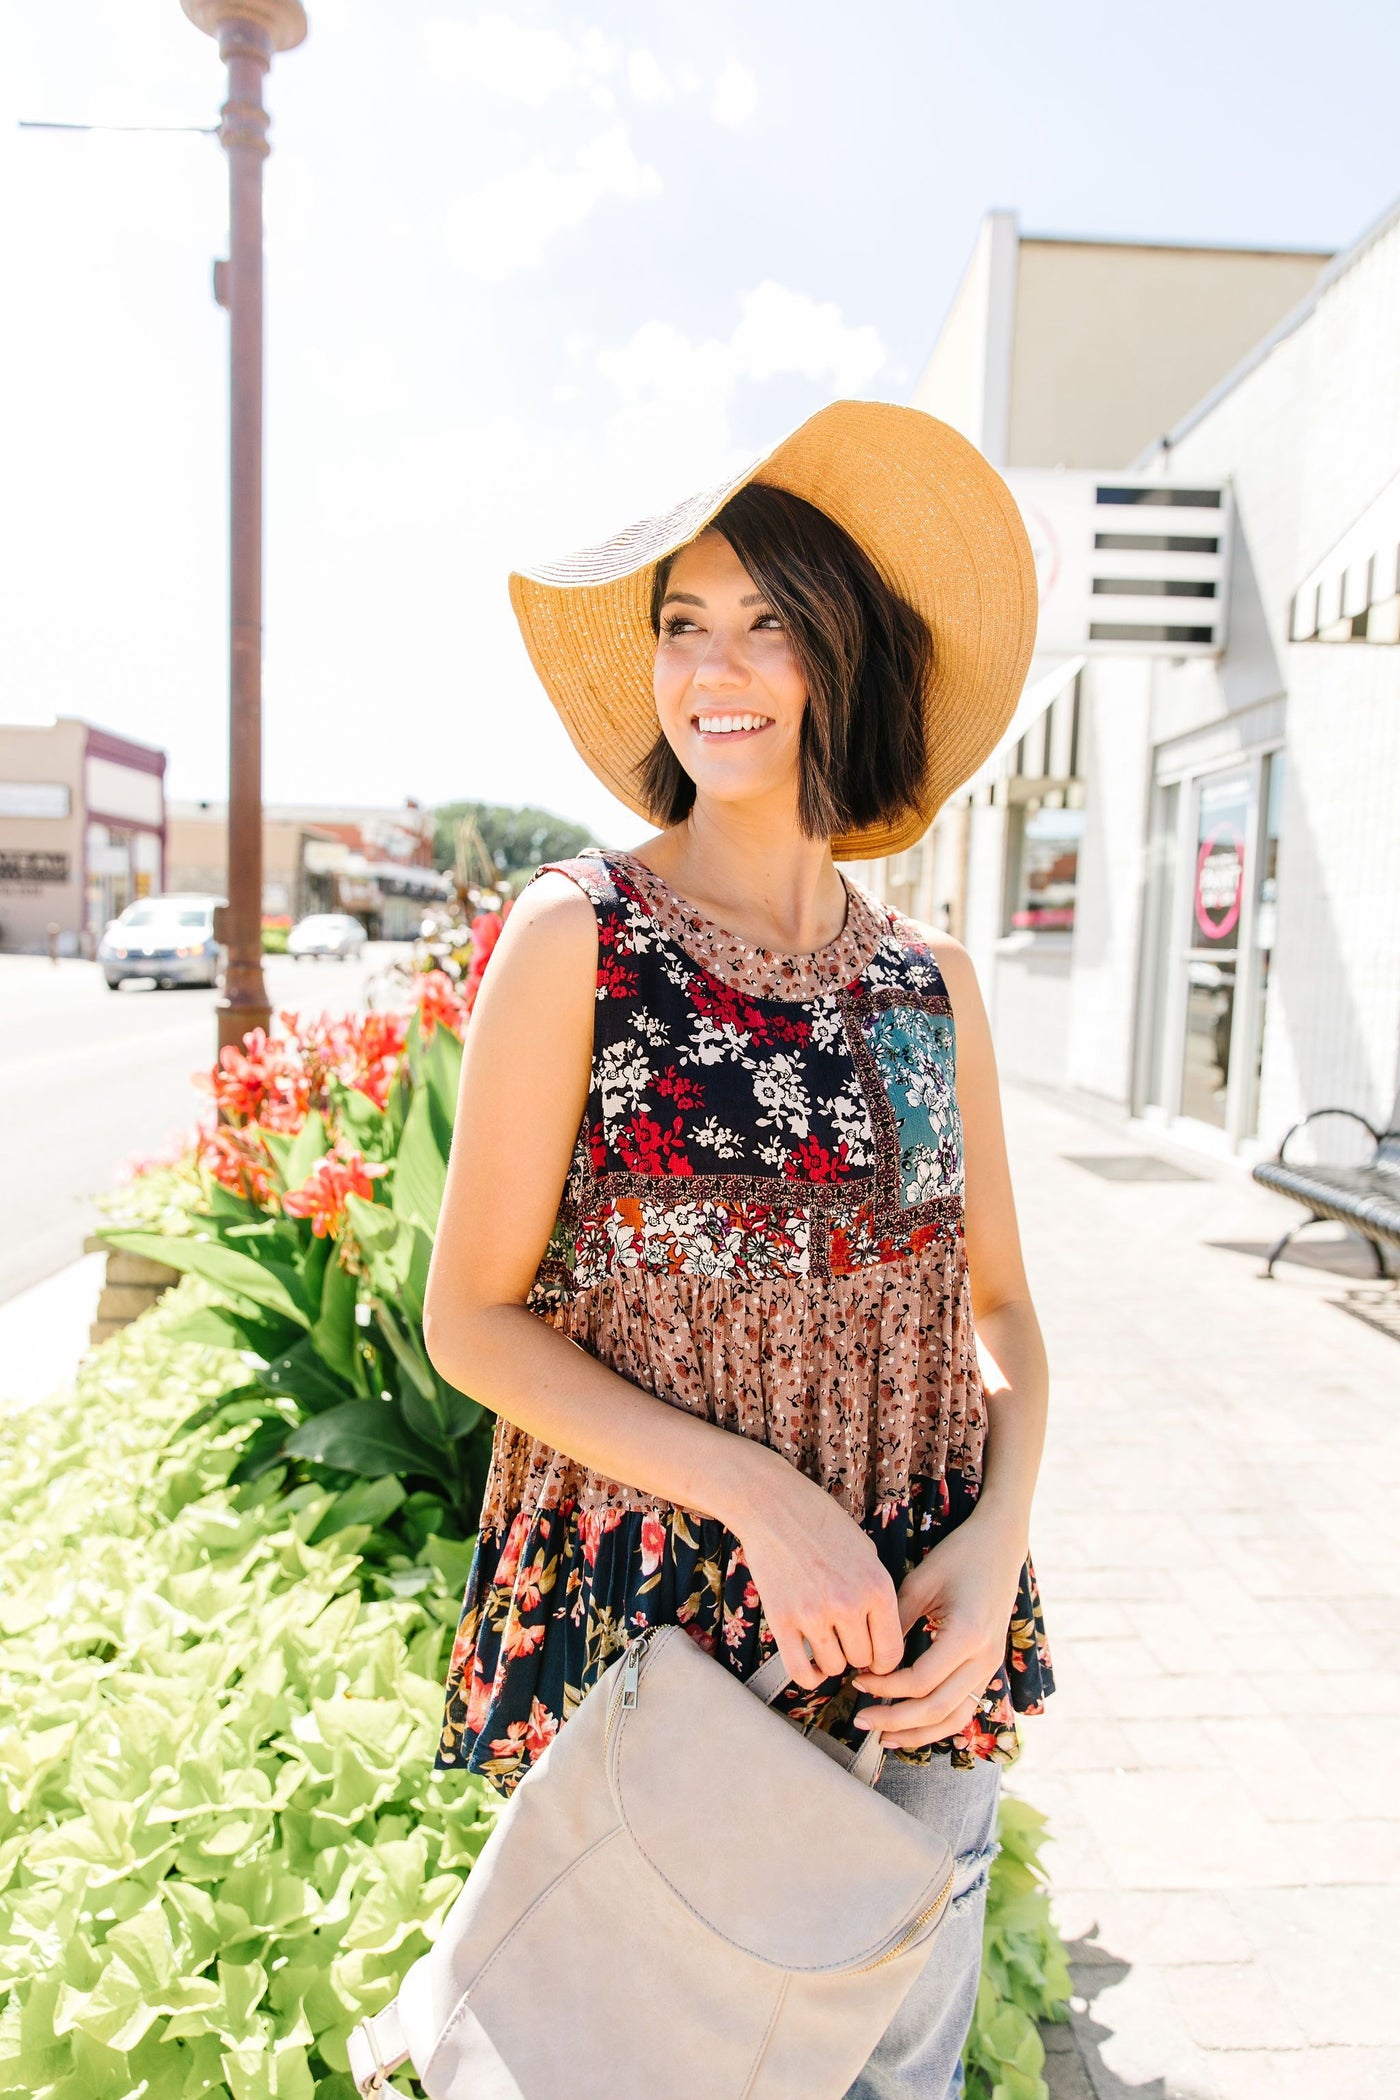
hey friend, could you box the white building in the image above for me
[861,209,1400,1154]
[1132,200,1400,1153]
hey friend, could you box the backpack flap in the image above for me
[607,1628,954,1973]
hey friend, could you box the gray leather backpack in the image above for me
[348,1623,954,2098]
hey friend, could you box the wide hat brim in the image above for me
[508,399,1038,859]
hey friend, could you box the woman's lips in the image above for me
[691,712,774,742]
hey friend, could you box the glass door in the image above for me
[1178,769,1253,1130]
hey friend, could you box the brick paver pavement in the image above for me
[1001,1084,1400,2100]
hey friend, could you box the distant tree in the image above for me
[433,801,595,885]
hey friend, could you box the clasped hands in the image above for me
[848,1518,1022,1749]
[738,1459,1027,1749]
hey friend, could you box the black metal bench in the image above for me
[1253,1089,1400,1278]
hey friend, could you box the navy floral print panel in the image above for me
[544,854,968,1289]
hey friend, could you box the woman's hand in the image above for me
[732,1454,906,1691]
[848,1511,1025,1749]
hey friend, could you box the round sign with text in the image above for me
[1194,824,1244,941]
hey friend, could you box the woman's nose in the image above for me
[693,631,750,691]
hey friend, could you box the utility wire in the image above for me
[18,120,218,135]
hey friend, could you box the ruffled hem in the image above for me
[435,1470,1054,1796]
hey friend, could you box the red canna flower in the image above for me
[416,969,472,1039]
[281,1143,388,1238]
[348,1007,410,1107]
[460,903,511,1016]
[193,1025,307,1131]
[197,1121,278,1205]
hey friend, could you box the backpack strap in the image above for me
[347,2001,410,2095]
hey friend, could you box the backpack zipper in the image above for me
[604,1626,658,1756]
[855,1867,956,1970]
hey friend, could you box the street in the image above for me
[0,945,408,1302]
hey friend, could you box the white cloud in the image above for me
[584,283,888,523]
[444,124,662,281]
[710,57,758,128]
[729,282,886,393]
[424,12,619,109]
[626,50,674,105]
[626,50,706,106]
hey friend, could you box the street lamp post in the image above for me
[181,0,307,1053]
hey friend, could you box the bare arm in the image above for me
[853,930,1049,1745]
[421,873,904,1688]
[934,931,1049,1566]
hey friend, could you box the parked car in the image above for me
[98,894,227,991]
[286,912,368,962]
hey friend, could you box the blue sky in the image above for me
[4,0,1398,843]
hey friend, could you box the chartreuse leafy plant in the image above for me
[965,1794,1071,2100]
[0,1279,493,2100]
[96,997,496,1572]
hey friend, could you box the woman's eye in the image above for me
[753,613,783,630]
[661,614,698,636]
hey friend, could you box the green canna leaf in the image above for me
[281,1400,438,1479]
[386,1089,446,1236]
[98,1230,311,1328]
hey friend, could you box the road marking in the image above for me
[1,1018,214,1084]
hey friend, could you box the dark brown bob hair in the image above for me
[639,482,933,841]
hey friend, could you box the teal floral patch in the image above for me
[863,1007,963,1205]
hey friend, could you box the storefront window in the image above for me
[1008,804,1083,932]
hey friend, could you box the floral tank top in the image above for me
[436,849,1053,1793]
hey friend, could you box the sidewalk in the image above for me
[0,1250,107,1410]
[1002,1083,1400,2100]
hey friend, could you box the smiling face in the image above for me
[651,529,809,822]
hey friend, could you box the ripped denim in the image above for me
[843,1753,1002,2100]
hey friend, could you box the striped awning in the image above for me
[1291,470,1400,644]
[967,653,1086,793]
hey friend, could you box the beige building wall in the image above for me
[166,807,306,912]
[1006,239,1330,469]
[911,211,1017,465]
[0,719,87,951]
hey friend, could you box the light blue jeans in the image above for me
[843,1753,1002,2100]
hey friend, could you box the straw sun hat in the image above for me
[508,399,1038,859]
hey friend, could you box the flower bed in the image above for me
[0,1281,494,2099]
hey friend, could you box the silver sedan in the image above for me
[286,912,369,961]
[98,894,225,989]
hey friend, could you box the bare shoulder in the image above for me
[909,921,985,1017]
[471,871,598,1019]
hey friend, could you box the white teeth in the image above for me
[696,713,769,734]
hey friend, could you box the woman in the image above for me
[423,399,1053,2099]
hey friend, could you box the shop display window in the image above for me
[1008,804,1083,932]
